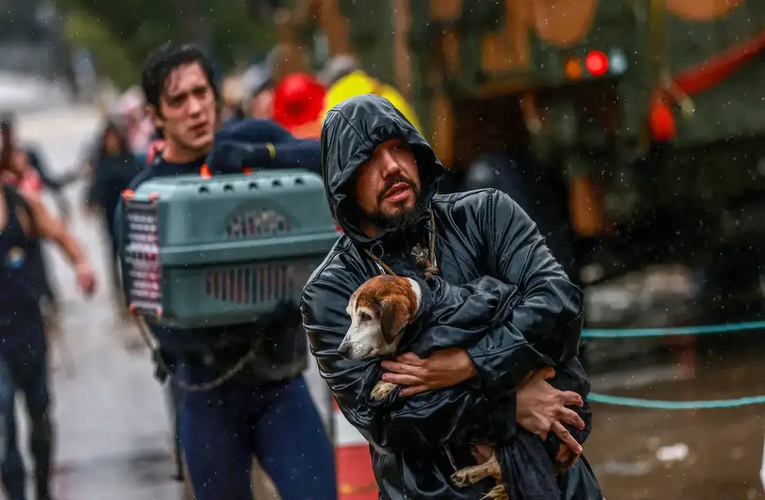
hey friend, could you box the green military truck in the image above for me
[276,0,765,317]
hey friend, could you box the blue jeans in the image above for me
[176,372,337,500]
[0,322,52,500]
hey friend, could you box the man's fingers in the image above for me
[557,407,586,431]
[551,421,583,455]
[381,360,426,377]
[396,352,424,365]
[539,366,556,380]
[558,390,584,408]
[381,373,423,387]
[399,385,428,397]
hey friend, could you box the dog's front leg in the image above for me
[450,451,501,487]
[371,380,398,400]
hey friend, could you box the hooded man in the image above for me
[301,95,601,499]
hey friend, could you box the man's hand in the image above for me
[75,262,97,298]
[516,367,585,455]
[380,348,477,397]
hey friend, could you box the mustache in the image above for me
[378,175,418,203]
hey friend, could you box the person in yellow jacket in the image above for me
[318,55,423,133]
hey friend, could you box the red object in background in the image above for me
[646,29,765,144]
[648,99,677,142]
[585,51,608,77]
[272,73,326,133]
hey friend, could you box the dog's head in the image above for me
[338,275,421,360]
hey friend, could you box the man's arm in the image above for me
[209,119,321,175]
[23,194,95,295]
[301,273,517,454]
[465,189,584,395]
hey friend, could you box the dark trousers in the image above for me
[0,321,53,500]
[176,372,337,500]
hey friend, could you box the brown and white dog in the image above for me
[339,275,422,399]
[340,274,507,499]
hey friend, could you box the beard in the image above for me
[365,175,425,232]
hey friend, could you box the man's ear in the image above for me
[145,104,164,130]
[378,299,407,345]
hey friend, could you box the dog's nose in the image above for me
[337,341,352,359]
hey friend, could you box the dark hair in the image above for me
[141,43,219,117]
[0,111,15,134]
[0,112,15,171]
[98,120,130,159]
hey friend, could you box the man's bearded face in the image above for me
[354,139,422,235]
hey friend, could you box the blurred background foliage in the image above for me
[58,0,282,88]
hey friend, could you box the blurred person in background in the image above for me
[240,62,274,120]
[0,114,73,223]
[119,88,155,155]
[0,157,96,500]
[0,130,63,332]
[318,54,423,132]
[1,150,44,198]
[116,42,335,500]
[222,74,246,123]
[84,119,140,309]
[271,72,326,139]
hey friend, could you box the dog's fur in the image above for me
[341,275,508,499]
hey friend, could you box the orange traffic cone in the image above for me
[333,399,379,499]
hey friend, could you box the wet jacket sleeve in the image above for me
[464,189,584,395]
[210,119,321,175]
[301,274,516,454]
[207,139,321,176]
[406,276,552,390]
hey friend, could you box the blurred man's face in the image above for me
[150,61,216,161]
[249,88,273,119]
[354,139,421,237]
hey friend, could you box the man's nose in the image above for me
[337,341,352,359]
[188,96,203,115]
[379,150,403,176]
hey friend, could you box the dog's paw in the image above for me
[371,380,397,400]
[451,466,488,488]
[553,443,581,475]
[483,485,509,500]
[450,469,472,488]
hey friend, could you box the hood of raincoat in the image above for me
[320,94,444,245]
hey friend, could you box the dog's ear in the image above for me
[378,299,407,345]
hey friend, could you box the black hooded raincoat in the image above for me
[301,95,602,499]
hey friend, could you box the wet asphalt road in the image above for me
[16,106,331,499]
[16,106,765,500]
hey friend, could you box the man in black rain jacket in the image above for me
[301,94,602,499]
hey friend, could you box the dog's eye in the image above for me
[358,312,372,322]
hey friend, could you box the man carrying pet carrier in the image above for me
[301,94,603,499]
[115,43,336,500]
